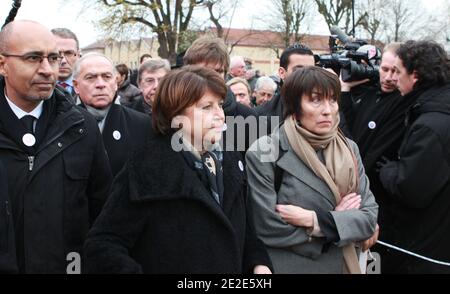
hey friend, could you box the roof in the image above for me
[209,27,330,52]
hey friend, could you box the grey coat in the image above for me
[245,127,378,274]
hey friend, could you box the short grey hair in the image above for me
[138,59,171,84]
[73,53,117,79]
[51,28,79,50]
[255,76,277,92]
[230,56,245,69]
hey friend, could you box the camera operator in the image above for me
[377,40,450,274]
[339,43,425,273]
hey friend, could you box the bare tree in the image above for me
[202,0,239,38]
[70,0,235,64]
[267,0,313,48]
[315,0,356,34]
[383,0,420,42]
[356,0,388,43]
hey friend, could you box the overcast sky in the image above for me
[0,0,446,47]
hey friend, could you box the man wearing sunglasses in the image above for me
[51,28,80,101]
[0,20,112,273]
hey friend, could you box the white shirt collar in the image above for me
[4,91,44,120]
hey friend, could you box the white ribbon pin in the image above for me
[113,130,122,141]
[238,160,244,172]
[22,133,36,147]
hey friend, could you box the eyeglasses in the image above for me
[59,50,78,58]
[1,52,63,67]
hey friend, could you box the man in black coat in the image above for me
[339,44,415,257]
[0,21,113,273]
[51,28,81,103]
[255,44,316,135]
[129,58,171,116]
[183,37,258,153]
[378,40,450,273]
[73,53,153,177]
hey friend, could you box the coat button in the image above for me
[79,128,84,134]
[58,142,63,148]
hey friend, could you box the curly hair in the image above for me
[397,40,450,89]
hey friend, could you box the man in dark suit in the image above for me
[255,44,315,134]
[73,53,153,176]
[129,58,171,115]
[0,20,112,273]
[51,28,81,102]
[183,37,258,153]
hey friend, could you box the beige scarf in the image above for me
[284,115,361,274]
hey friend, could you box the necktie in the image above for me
[21,115,35,134]
[59,82,69,89]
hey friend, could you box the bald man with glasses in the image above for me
[0,20,112,273]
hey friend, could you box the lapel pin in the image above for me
[238,160,244,172]
[368,121,377,130]
[113,130,122,141]
[22,133,36,147]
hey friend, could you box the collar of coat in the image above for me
[125,134,246,213]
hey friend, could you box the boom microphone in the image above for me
[329,25,352,45]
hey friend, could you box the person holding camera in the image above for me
[339,43,426,272]
[377,40,450,274]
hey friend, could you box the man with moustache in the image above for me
[0,20,112,273]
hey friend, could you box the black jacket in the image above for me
[0,160,17,274]
[84,134,272,274]
[223,89,258,153]
[340,86,415,230]
[101,104,153,177]
[118,80,142,106]
[128,96,152,115]
[379,83,450,273]
[0,80,113,273]
[254,86,285,137]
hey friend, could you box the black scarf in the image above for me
[181,141,224,206]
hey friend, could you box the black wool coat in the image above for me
[101,104,153,177]
[84,134,272,274]
[0,159,17,273]
[379,83,450,273]
[0,82,113,273]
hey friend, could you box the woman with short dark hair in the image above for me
[84,66,273,274]
[246,67,378,274]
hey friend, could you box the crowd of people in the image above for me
[0,19,450,274]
